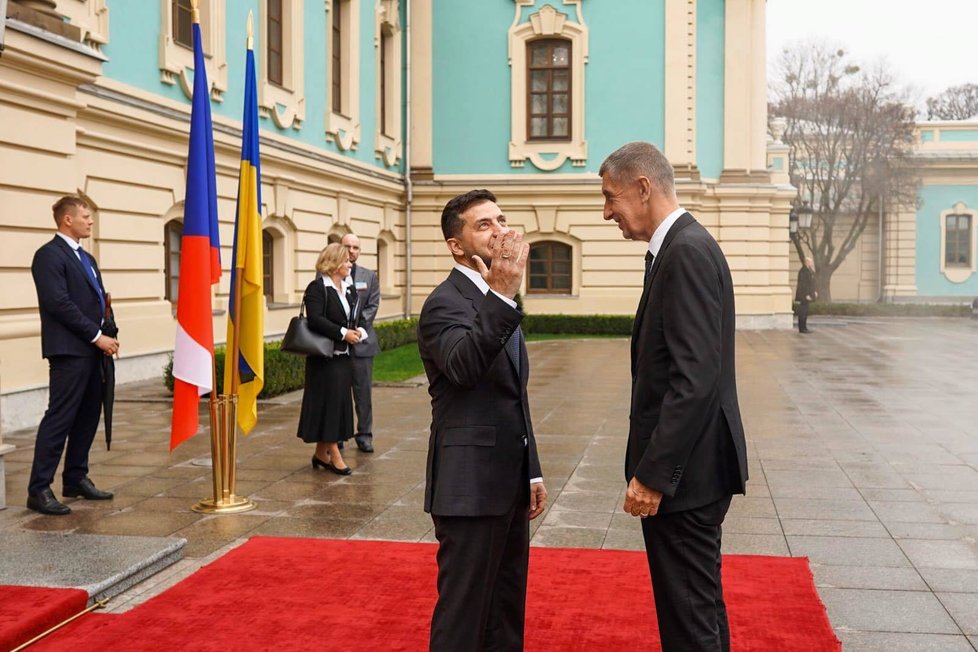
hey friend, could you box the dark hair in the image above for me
[599,141,675,195]
[52,196,88,226]
[440,189,497,240]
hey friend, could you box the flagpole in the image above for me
[191,3,255,515]
[227,11,253,400]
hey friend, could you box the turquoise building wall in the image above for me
[916,185,978,296]
[696,0,724,180]
[431,0,675,175]
[101,0,398,171]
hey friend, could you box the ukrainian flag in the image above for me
[225,39,264,433]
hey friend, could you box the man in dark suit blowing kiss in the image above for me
[600,143,748,651]
[27,196,118,515]
[418,189,547,651]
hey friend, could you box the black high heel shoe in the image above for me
[325,462,353,476]
[311,455,330,470]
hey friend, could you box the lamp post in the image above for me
[789,200,812,241]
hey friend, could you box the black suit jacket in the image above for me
[303,278,363,354]
[628,213,748,514]
[795,266,815,303]
[418,269,542,517]
[32,236,107,359]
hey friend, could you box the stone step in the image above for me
[0,530,185,605]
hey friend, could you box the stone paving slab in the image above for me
[0,530,184,604]
[2,316,978,647]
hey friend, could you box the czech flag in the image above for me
[170,18,221,450]
[224,41,264,433]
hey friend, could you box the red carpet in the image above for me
[0,585,88,652]
[34,538,839,651]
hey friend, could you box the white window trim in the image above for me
[60,0,110,51]
[325,0,361,151]
[262,216,296,303]
[259,0,305,129]
[158,0,228,102]
[374,0,402,167]
[377,230,396,295]
[508,1,588,171]
[939,202,977,283]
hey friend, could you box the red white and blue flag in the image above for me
[170,18,221,450]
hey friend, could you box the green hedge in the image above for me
[804,302,971,317]
[523,314,633,335]
[164,317,419,398]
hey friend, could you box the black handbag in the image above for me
[281,300,335,358]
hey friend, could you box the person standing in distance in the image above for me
[795,256,817,334]
[28,196,118,516]
[600,142,748,651]
[341,233,381,453]
[418,189,547,651]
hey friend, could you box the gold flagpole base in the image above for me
[192,495,256,514]
[193,393,255,514]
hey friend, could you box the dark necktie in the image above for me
[507,326,522,376]
[644,251,655,281]
[78,245,105,314]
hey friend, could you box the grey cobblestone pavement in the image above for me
[2,316,977,650]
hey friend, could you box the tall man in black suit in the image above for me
[341,233,381,453]
[795,256,817,333]
[27,196,118,516]
[418,189,547,651]
[600,143,748,651]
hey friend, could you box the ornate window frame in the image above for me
[59,0,110,51]
[377,230,396,295]
[259,0,305,129]
[325,0,361,151]
[158,0,228,102]
[508,1,588,171]
[939,202,977,283]
[262,216,296,303]
[374,0,402,167]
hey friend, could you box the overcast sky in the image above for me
[766,0,978,103]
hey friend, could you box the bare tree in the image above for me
[770,43,919,301]
[926,83,978,121]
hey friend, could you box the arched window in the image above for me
[527,39,571,141]
[262,229,274,298]
[164,219,183,302]
[528,241,572,294]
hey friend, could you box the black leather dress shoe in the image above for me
[27,488,71,515]
[63,477,113,500]
[355,437,374,453]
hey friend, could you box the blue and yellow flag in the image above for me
[225,40,264,433]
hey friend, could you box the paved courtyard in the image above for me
[2,316,978,650]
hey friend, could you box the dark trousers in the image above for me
[641,495,732,652]
[351,355,374,440]
[430,497,530,652]
[28,354,103,495]
[797,301,810,332]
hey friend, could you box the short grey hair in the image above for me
[599,141,675,195]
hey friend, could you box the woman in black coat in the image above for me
[296,243,367,474]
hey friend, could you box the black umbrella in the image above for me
[101,293,119,450]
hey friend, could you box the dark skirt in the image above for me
[296,354,354,444]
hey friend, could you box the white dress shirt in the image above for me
[647,206,687,264]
